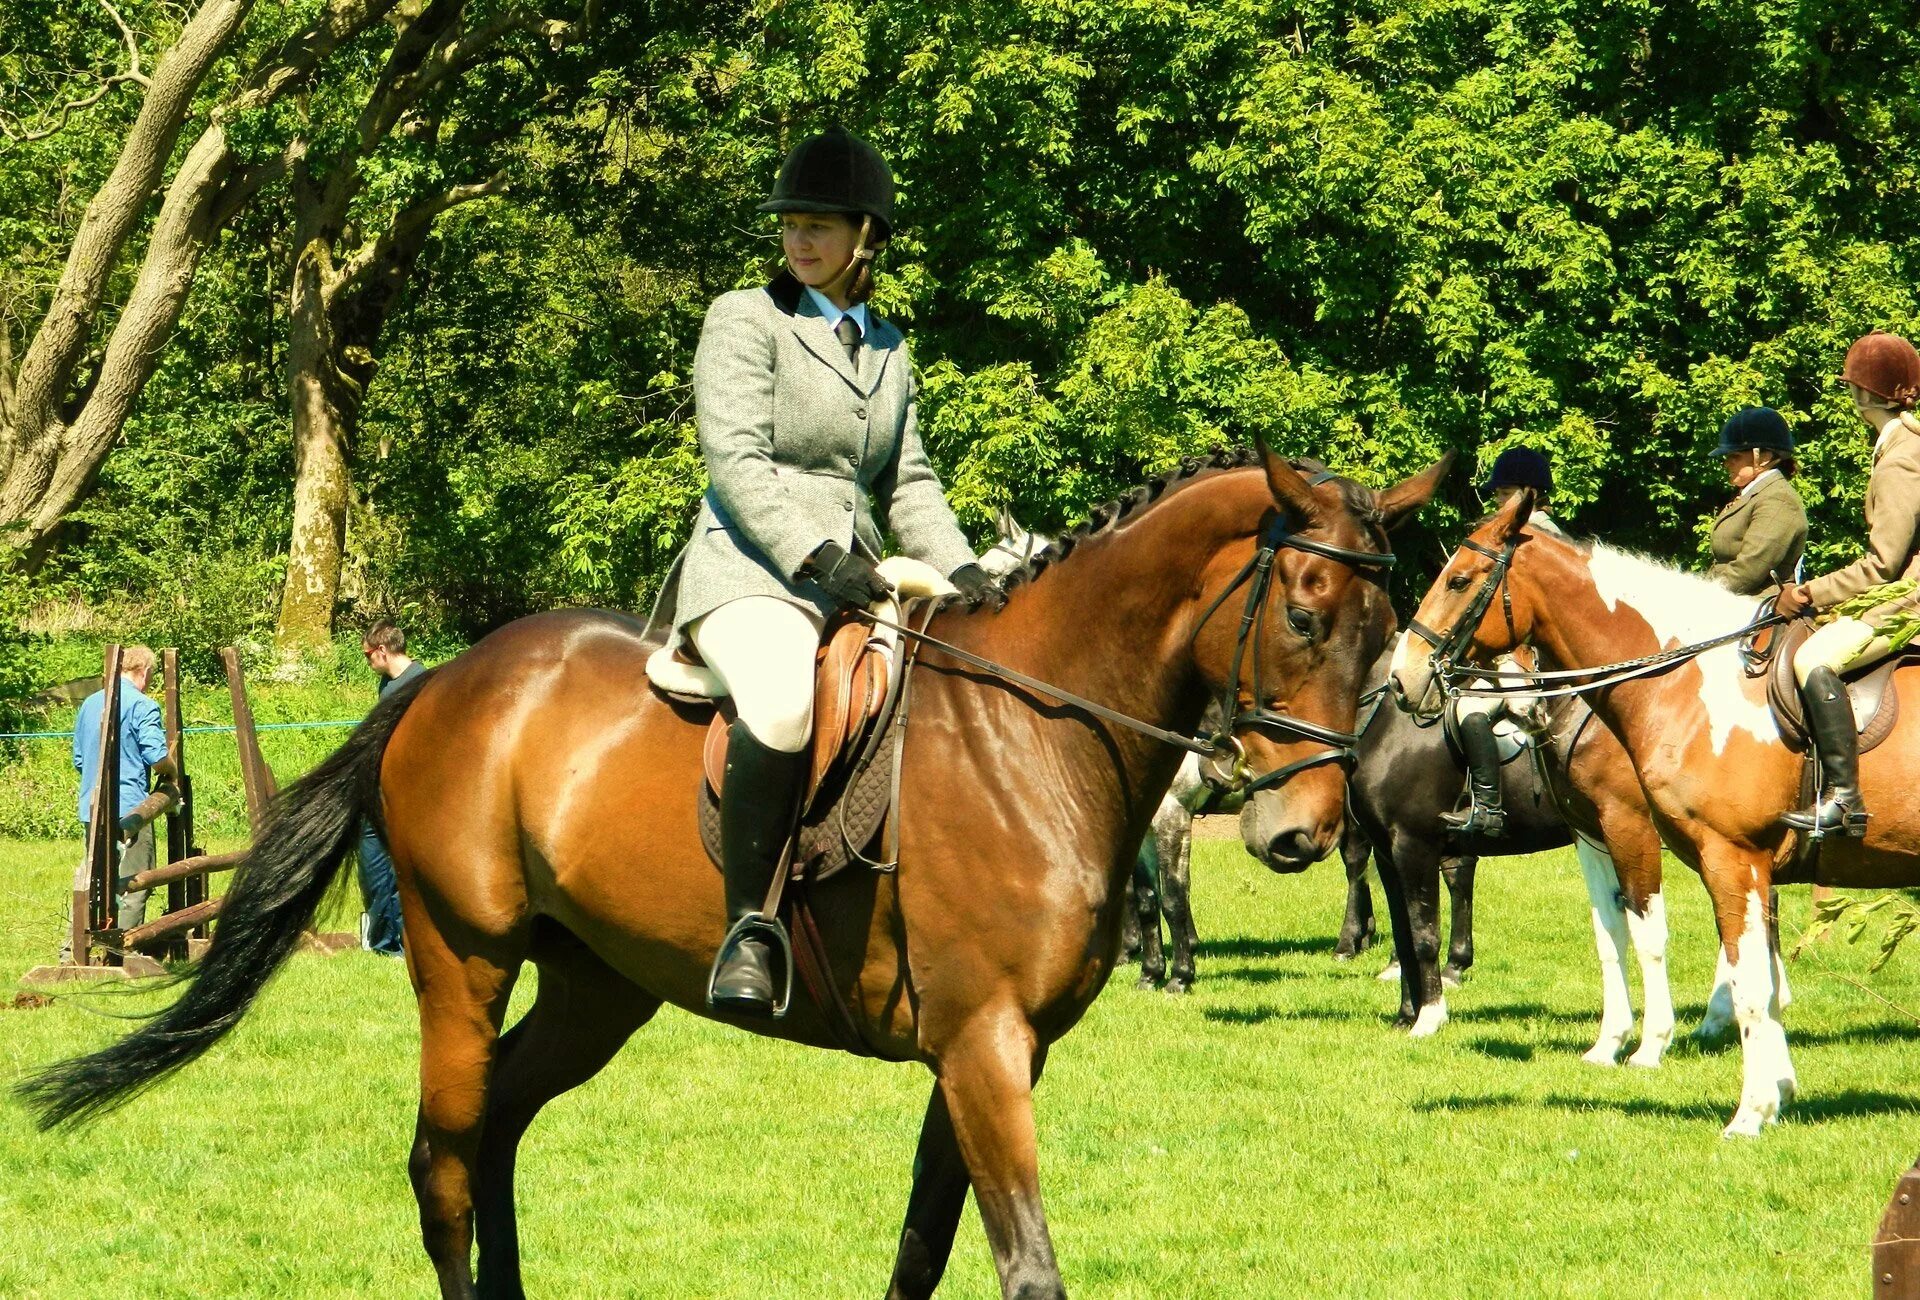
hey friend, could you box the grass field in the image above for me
[3,831,1918,1298]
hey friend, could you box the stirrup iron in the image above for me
[705,912,796,1019]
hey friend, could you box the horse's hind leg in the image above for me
[1161,815,1197,994]
[409,925,526,1299]
[887,1084,972,1300]
[1132,841,1164,990]
[474,925,661,1299]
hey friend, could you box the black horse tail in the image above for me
[16,668,436,1130]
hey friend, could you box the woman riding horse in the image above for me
[1774,331,1920,836]
[1706,407,1806,599]
[670,127,1003,1015]
[1442,446,1559,838]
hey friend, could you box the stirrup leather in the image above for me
[706,912,796,1018]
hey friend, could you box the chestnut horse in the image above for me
[1390,491,1887,1137]
[22,445,1448,1297]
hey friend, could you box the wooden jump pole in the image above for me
[162,648,209,949]
[121,849,246,894]
[78,645,125,966]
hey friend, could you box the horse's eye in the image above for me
[1447,573,1472,591]
[1286,605,1316,639]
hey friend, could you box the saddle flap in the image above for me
[1766,618,1905,754]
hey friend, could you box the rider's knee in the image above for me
[737,691,813,753]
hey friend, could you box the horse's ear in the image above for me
[1496,487,1536,539]
[1376,451,1458,531]
[1259,436,1323,527]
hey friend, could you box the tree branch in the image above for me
[335,172,508,292]
[0,0,151,145]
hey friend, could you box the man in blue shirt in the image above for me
[73,645,173,930]
[357,621,426,955]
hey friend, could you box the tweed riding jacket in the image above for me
[1706,471,1806,598]
[654,272,976,637]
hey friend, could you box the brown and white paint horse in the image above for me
[1390,492,1871,1137]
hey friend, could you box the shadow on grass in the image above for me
[1464,1000,1630,1027]
[1413,1089,1920,1125]
[1193,936,1328,959]
[1207,965,1302,986]
[1201,1004,1394,1028]
[1463,1037,1535,1062]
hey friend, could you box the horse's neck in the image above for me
[949,491,1227,821]
[1525,543,1752,752]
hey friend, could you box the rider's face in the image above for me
[781,213,861,295]
[1724,450,1762,489]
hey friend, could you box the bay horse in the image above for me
[1342,640,1677,1065]
[21,444,1449,1297]
[1389,491,1875,1137]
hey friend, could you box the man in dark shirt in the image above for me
[357,620,425,955]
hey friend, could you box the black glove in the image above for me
[950,562,1006,611]
[804,540,894,608]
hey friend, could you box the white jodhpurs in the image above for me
[688,596,823,754]
[1794,616,1894,687]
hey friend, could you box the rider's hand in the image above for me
[804,541,895,608]
[1775,583,1813,618]
[949,563,1007,611]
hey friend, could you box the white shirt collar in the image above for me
[803,285,868,337]
[1875,413,1908,459]
[1529,512,1562,535]
[1738,466,1782,500]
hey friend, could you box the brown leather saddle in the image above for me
[688,612,916,883]
[1758,619,1913,756]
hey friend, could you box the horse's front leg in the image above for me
[1702,844,1796,1137]
[936,1015,1063,1299]
[1160,816,1197,994]
[1398,836,1449,1037]
[887,1084,973,1300]
[1334,819,1376,960]
[1440,854,1476,986]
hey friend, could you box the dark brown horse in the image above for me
[22,445,1448,1298]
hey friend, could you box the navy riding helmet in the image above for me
[758,126,896,241]
[1713,406,1795,457]
[1483,446,1553,495]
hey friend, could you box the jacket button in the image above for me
[854,406,868,419]
[843,501,854,512]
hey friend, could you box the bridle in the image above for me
[1405,533,1522,711]
[1187,472,1398,795]
[857,471,1397,796]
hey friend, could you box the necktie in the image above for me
[834,314,861,367]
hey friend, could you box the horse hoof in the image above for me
[1441,967,1465,990]
[1721,1107,1774,1139]
[1692,1018,1735,1045]
[1582,1042,1624,1067]
[1135,974,1159,992]
[1409,999,1449,1038]
[1163,979,1190,997]
[1626,1049,1665,1070]
[1376,961,1402,983]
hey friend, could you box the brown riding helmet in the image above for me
[1842,331,1920,410]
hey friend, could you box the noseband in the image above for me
[1405,534,1522,701]
[1193,474,1398,796]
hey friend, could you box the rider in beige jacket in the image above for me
[1775,332,1920,835]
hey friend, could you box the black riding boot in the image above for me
[1781,667,1869,837]
[1440,710,1507,839]
[708,722,810,1016]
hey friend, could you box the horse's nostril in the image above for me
[1265,829,1319,872]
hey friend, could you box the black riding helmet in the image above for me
[757,127,895,241]
[1713,406,1795,457]
[1483,446,1553,496]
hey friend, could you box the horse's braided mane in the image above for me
[993,447,1383,594]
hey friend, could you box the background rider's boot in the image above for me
[709,722,810,1015]
[1782,667,1869,836]
[1440,711,1507,838]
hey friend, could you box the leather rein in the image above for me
[857,476,1396,796]
[1407,532,1787,705]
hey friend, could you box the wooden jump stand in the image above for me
[23,646,295,985]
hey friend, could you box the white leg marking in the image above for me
[1772,942,1794,1012]
[1697,947,1736,1041]
[1410,996,1449,1038]
[1625,891,1674,1068]
[1576,839,1632,1066]
[1723,889,1796,1138]
[1377,960,1402,983]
